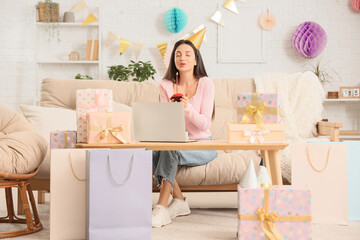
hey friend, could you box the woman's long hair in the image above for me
[163,40,215,120]
[163,40,208,83]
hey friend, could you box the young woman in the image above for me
[152,39,217,228]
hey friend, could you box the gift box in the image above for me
[237,186,312,240]
[86,112,131,144]
[76,89,113,143]
[237,93,281,128]
[228,124,285,143]
[50,130,77,149]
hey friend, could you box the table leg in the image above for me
[261,150,272,182]
[268,150,283,185]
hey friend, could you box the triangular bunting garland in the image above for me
[156,42,168,59]
[132,43,144,59]
[105,31,118,48]
[210,10,225,27]
[120,38,132,56]
[72,0,88,12]
[187,27,206,50]
[223,0,239,14]
[81,13,98,26]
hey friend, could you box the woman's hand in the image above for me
[180,93,189,108]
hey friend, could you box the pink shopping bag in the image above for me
[292,142,348,225]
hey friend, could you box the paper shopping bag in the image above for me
[292,142,348,225]
[86,149,152,240]
[50,149,87,240]
[344,142,360,221]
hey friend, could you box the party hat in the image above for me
[187,27,206,50]
[239,159,258,188]
[257,157,272,188]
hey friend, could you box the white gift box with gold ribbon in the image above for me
[86,112,131,144]
[228,124,285,143]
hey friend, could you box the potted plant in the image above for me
[37,0,60,23]
[107,60,156,82]
[75,73,93,80]
[310,61,340,86]
[37,0,61,42]
[128,60,156,82]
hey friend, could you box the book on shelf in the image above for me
[86,40,99,61]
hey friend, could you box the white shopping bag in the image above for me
[292,142,348,225]
[50,149,88,240]
[86,149,152,240]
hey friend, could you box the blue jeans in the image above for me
[152,137,218,187]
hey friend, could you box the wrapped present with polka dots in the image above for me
[76,89,113,143]
[237,93,281,129]
[237,185,312,240]
[50,130,77,149]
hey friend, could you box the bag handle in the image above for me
[305,145,331,173]
[108,154,134,185]
[68,153,86,181]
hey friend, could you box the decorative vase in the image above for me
[63,12,75,22]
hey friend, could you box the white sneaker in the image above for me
[152,204,172,228]
[167,197,191,219]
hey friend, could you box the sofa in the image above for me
[22,77,341,201]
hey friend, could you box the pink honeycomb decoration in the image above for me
[291,21,327,58]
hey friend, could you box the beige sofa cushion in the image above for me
[177,150,260,186]
[0,104,47,174]
[41,78,160,109]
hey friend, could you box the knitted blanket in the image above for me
[254,71,326,182]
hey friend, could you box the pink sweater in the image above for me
[159,77,215,140]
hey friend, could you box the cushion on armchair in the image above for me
[0,104,47,174]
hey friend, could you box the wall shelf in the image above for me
[34,7,101,103]
[35,22,99,27]
[324,98,360,102]
[36,61,99,64]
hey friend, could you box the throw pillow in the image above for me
[113,101,132,112]
[19,104,77,141]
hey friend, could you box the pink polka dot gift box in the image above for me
[237,93,281,128]
[237,185,312,240]
[76,89,113,143]
[50,130,77,149]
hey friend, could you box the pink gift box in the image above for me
[50,131,77,149]
[237,185,312,240]
[76,89,113,143]
[237,93,281,124]
[86,112,131,144]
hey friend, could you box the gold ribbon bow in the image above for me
[97,125,128,144]
[88,113,129,144]
[237,93,280,129]
[238,187,312,240]
[256,207,284,240]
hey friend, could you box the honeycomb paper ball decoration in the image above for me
[164,8,188,33]
[291,21,327,58]
[351,0,360,11]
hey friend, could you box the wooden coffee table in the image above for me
[77,140,288,185]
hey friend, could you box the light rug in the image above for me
[1,192,360,240]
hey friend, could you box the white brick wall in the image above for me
[0,0,359,129]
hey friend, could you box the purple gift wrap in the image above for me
[237,186,312,240]
[237,93,281,125]
[50,131,77,149]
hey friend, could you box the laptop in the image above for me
[132,102,195,142]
